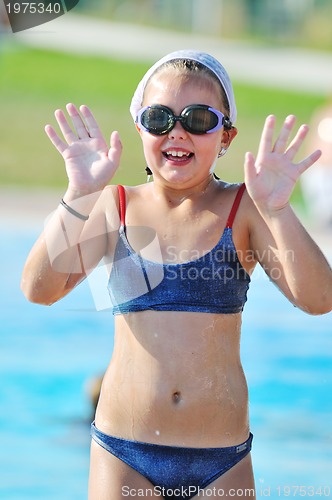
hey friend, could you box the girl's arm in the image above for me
[21,104,122,305]
[245,114,332,315]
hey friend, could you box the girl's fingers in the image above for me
[66,103,90,140]
[44,124,68,154]
[285,124,309,160]
[258,115,315,168]
[244,151,257,186]
[108,130,123,165]
[54,108,78,144]
[273,115,296,153]
[258,115,276,155]
[80,105,105,140]
[51,104,105,146]
[297,149,322,175]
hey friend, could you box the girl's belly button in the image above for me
[172,391,182,404]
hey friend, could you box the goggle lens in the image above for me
[136,105,226,135]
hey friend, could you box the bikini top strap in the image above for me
[225,183,246,229]
[117,184,126,228]
[118,182,245,230]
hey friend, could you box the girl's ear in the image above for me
[221,126,238,149]
[229,126,238,142]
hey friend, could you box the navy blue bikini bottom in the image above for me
[91,421,253,499]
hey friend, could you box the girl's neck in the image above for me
[151,174,218,206]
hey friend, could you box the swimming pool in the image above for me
[1,223,331,499]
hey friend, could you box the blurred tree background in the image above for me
[75,0,332,51]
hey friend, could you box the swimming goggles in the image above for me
[136,104,230,135]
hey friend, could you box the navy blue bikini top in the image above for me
[108,184,250,315]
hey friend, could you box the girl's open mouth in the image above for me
[162,150,194,163]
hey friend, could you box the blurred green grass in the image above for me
[0,46,325,205]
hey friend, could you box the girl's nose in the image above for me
[168,120,188,140]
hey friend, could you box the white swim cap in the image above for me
[130,50,237,125]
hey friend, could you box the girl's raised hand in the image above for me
[244,115,321,214]
[45,103,122,195]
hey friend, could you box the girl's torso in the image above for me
[95,180,256,448]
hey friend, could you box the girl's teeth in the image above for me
[167,151,189,157]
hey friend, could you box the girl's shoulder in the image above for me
[214,180,259,230]
[214,180,248,205]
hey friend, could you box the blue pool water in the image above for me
[0,223,331,499]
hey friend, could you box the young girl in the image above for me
[21,50,332,499]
